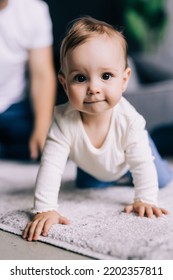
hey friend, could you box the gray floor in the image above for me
[0,230,91,260]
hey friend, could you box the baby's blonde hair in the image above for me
[59,16,128,74]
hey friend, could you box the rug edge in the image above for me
[0,223,116,260]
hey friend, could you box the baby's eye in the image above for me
[102,73,112,80]
[74,74,86,83]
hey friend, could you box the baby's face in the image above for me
[59,35,131,116]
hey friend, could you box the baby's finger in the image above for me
[42,216,69,236]
[42,219,53,236]
[138,206,145,217]
[153,207,164,218]
[32,220,45,241]
[160,208,169,215]
[22,222,32,239]
[59,215,70,225]
[27,220,40,241]
[124,204,133,213]
[145,207,153,218]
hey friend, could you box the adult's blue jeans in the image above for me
[0,99,34,160]
[76,136,173,189]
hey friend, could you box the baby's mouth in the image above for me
[84,100,106,104]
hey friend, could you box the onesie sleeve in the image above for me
[125,115,159,206]
[33,117,70,213]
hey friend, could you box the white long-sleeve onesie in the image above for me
[34,97,158,212]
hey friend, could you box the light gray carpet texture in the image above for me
[0,160,173,260]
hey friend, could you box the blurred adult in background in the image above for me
[0,0,56,160]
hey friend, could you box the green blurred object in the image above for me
[123,0,168,52]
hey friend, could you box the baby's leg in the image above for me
[149,136,173,188]
[76,168,132,189]
[76,168,113,188]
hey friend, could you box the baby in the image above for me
[23,16,169,241]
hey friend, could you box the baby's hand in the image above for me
[22,211,69,241]
[124,201,169,218]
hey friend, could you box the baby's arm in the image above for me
[124,201,169,218]
[125,115,169,217]
[23,112,71,241]
[22,211,69,241]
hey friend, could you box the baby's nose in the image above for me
[87,80,101,95]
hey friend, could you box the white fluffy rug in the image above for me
[0,160,173,260]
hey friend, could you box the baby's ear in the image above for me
[58,73,67,92]
[122,67,131,93]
